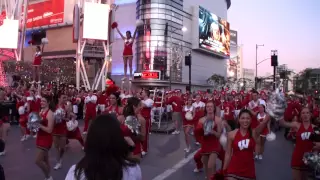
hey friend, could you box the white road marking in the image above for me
[152,149,199,180]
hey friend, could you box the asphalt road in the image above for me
[0,125,294,180]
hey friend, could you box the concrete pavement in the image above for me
[0,126,294,180]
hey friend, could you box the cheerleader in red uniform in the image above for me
[33,45,43,83]
[280,107,314,180]
[83,91,97,134]
[183,98,196,153]
[52,93,67,170]
[115,26,137,80]
[65,102,84,149]
[106,93,123,118]
[35,95,54,180]
[255,104,270,160]
[192,94,206,145]
[17,97,28,141]
[123,97,146,160]
[195,101,222,179]
[223,109,270,180]
[140,89,153,156]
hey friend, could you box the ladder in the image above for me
[150,88,165,129]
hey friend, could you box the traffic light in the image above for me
[185,54,191,66]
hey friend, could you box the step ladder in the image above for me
[150,88,165,129]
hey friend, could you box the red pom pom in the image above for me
[106,84,119,96]
[111,22,118,29]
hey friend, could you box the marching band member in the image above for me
[195,101,222,179]
[223,109,270,180]
[35,95,54,180]
[255,102,270,160]
[280,107,314,180]
[183,97,196,153]
[96,91,107,115]
[223,96,236,130]
[83,91,97,134]
[140,89,154,156]
[167,90,183,135]
[52,93,68,170]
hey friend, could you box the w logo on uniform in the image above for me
[238,139,250,150]
[301,132,311,140]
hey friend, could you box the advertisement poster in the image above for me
[230,30,238,46]
[199,6,230,57]
[25,0,64,28]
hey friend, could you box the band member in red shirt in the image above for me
[140,89,154,156]
[223,97,236,130]
[167,90,183,135]
[96,91,107,115]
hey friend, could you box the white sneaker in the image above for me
[195,142,200,146]
[25,135,30,139]
[53,162,62,170]
[184,147,190,153]
[20,136,26,141]
[258,155,263,160]
[33,134,37,138]
[171,130,180,135]
[254,155,258,159]
[46,176,53,180]
[193,168,202,173]
[82,131,87,135]
[142,151,147,156]
[121,77,127,81]
[0,151,6,156]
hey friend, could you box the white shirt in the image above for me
[142,98,154,108]
[65,164,142,180]
[192,101,205,108]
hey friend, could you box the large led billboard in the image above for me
[198,6,230,57]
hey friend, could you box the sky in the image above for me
[227,0,320,76]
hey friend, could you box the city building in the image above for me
[227,30,243,80]
[19,0,232,91]
[293,68,320,93]
[242,68,255,81]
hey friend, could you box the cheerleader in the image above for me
[183,98,196,153]
[223,109,270,180]
[195,101,222,179]
[280,107,314,180]
[65,102,84,150]
[32,45,43,83]
[192,95,205,145]
[123,97,146,160]
[35,95,54,180]
[106,92,123,118]
[140,89,153,156]
[255,103,270,160]
[83,91,97,134]
[115,25,138,80]
[52,93,67,170]
[17,96,28,141]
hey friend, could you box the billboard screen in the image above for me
[25,0,64,28]
[199,6,230,57]
[230,30,237,46]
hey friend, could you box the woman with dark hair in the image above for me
[223,109,270,180]
[106,92,123,115]
[35,95,54,180]
[255,103,270,160]
[115,26,138,80]
[280,107,314,180]
[52,93,68,170]
[65,114,142,180]
[122,97,146,160]
[195,101,222,179]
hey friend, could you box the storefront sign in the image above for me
[134,71,161,80]
[25,0,64,28]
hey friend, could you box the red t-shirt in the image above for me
[224,102,235,120]
[167,96,183,112]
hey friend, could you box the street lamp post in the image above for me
[255,44,264,89]
[169,26,187,90]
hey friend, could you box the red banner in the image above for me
[25,0,64,28]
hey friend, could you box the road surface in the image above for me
[0,126,293,180]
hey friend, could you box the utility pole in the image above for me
[255,44,264,89]
[271,50,278,90]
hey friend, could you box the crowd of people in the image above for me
[0,80,320,180]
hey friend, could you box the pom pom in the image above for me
[54,108,66,124]
[67,120,78,131]
[41,38,49,44]
[111,22,118,29]
[203,119,215,136]
[219,133,227,149]
[266,132,276,141]
[136,19,144,27]
[185,112,193,121]
[124,116,141,135]
[266,88,287,121]
[27,112,42,132]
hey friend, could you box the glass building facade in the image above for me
[135,0,191,82]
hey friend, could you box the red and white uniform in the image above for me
[226,130,256,179]
[52,105,67,136]
[257,113,269,137]
[123,38,133,56]
[192,101,205,124]
[248,99,260,128]
[291,124,314,170]
[141,98,153,153]
[17,99,27,128]
[182,105,194,127]
[223,101,235,121]
[97,94,107,112]
[84,95,97,132]
[36,109,53,150]
[195,119,221,155]
[33,51,42,66]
